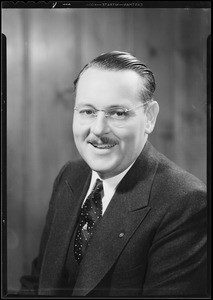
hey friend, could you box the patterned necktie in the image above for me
[74,179,103,264]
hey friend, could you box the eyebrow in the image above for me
[76,103,131,109]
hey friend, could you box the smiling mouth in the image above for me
[89,143,116,149]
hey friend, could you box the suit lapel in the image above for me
[73,141,159,296]
[39,164,91,293]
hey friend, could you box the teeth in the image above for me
[93,144,115,149]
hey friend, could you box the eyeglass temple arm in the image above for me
[125,101,150,113]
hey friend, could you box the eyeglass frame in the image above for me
[73,100,151,120]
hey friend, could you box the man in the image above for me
[20,51,207,297]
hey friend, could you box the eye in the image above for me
[109,109,128,119]
[79,108,96,116]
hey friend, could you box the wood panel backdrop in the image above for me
[2,8,210,293]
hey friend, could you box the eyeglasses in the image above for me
[74,101,150,127]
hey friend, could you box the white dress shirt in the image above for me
[82,163,134,215]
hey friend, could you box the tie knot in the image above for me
[94,179,103,193]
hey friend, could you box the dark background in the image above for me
[2,6,210,293]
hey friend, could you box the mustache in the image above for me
[88,136,118,145]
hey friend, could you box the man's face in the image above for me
[73,68,149,179]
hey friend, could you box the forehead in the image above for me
[76,68,142,106]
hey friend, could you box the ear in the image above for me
[145,101,159,134]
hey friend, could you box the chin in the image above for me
[86,159,116,177]
[88,162,111,173]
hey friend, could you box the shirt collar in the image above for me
[90,162,135,194]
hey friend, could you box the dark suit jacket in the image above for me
[20,141,208,297]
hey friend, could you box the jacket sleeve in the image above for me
[142,189,208,297]
[19,162,71,295]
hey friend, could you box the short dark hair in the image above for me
[74,51,156,103]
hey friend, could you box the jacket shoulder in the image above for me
[155,149,206,191]
[151,149,206,216]
[53,159,90,189]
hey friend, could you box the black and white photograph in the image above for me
[1,1,211,298]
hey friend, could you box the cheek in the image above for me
[72,119,89,141]
[116,127,146,161]
[118,134,138,156]
[116,124,144,148]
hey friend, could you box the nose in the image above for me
[90,111,110,136]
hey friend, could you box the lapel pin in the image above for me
[119,232,125,238]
